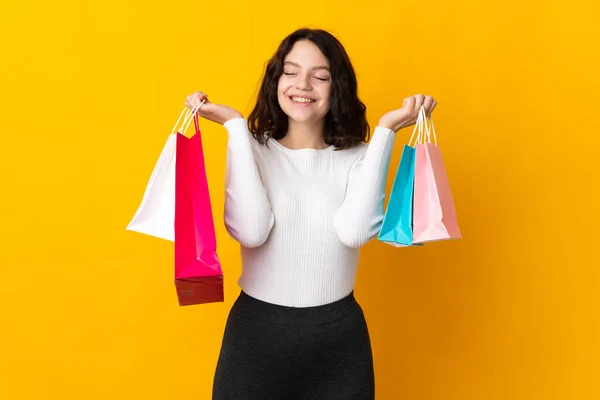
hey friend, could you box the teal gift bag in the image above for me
[378,144,417,247]
[378,108,429,247]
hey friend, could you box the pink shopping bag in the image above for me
[412,107,462,243]
[174,110,224,306]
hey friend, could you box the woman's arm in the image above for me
[333,94,438,248]
[223,118,275,248]
[333,126,396,248]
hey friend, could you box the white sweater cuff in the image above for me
[223,117,248,136]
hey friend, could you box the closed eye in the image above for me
[315,76,330,82]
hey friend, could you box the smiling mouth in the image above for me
[290,96,316,104]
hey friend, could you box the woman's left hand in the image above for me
[378,94,437,132]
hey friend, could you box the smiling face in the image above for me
[277,40,332,125]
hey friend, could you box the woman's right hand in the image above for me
[185,91,243,125]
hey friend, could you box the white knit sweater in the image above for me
[222,118,396,307]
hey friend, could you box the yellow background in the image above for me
[1,0,598,399]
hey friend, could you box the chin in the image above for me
[280,105,325,124]
[286,111,315,123]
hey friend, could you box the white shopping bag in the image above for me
[126,105,201,241]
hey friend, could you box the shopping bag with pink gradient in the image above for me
[412,106,462,243]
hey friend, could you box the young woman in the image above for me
[185,28,436,400]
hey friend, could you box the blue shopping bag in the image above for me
[378,144,417,247]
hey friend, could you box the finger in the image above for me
[428,99,438,116]
[186,92,206,108]
[187,92,199,102]
[186,93,199,109]
[414,94,425,111]
[403,96,415,111]
[196,92,208,103]
[423,95,434,115]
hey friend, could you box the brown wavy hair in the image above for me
[247,28,370,150]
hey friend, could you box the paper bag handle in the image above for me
[170,100,206,136]
[408,106,427,146]
[423,106,438,145]
[408,105,437,146]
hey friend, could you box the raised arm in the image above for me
[223,118,274,248]
[333,94,438,248]
[333,126,396,248]
[184,91,275,248]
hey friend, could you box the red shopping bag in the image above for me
[174,111,224,306]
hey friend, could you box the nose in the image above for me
[295,72,312,91]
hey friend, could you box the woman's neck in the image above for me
[278,118,328,150]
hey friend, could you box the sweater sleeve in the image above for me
[222,118,275,248]
[333,126,396,248]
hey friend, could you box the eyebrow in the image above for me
[284,61,330,72]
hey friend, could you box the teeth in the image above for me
[291,97,314,103]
